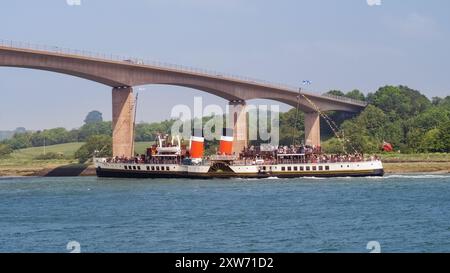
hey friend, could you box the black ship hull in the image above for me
[96,167,385,179]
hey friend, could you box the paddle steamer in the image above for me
[95,130,384,179]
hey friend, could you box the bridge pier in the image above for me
[112,87,135,158]
[229,100,248,155]
[304,112,321,147]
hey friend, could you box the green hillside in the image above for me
[10,142,84,160]
[3,141,153,163]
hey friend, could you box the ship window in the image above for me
[281,167,286,171]
[288,167,292,171]
[341,165,343,168]
[347,165,350,168]
[124,166,128,170]
[166,166,170,171]
[294,166,298,171]
[263,166,266,171]
[146,166,150,171]
[306,166,310,171]
[325,166,330,171]
[133,166,137,170]
[312,166,317,171]
[300,166,304,171]
[156,166,160,171]
[151,166,155,171]
[137,166,141,170]
[319,166,323,171]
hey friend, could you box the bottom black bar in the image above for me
[0,253,447,272]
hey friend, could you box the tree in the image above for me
[398,85,432,115]
[15,127,27,133]
[420,128,443,153]
[68,129,80,143]
[74,135,112,163]
[77,121,112,141]
[381,121,404,149]
[322,138,345,154]
[135,120,174,142]
[346,89,366,101]
[6,132,32,150]
[432,97,443,106]
[410,107,450,132]
[405,128,423,153]
[354,105,388,140]
[437,121,450,152]
[84,110,103,124]
[326,90,345,97]
[435,96,450,110]
[278,108,304,145]
[341,119,379,153]
[368,85,431,121]
[320,111,357,141]
[0,144,13,158]
[30,128,71,147]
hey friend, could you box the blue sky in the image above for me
[1,0,449,130]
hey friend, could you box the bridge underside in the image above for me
[0,45,367,157]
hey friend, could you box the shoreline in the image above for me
[0,162,449,177]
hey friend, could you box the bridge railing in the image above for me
[0,38,367,107]
[321,94,368,106]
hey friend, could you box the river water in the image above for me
[0,175,449,253]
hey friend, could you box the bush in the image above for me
[322,138,346,154]
[75,135,112,163]
[0,144,13,158]
[34,152,65,160]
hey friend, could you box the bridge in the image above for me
[0,40,367,157]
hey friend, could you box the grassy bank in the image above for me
[380,153,450,163]
[383,162,450,174]
[0,142,154,176]
[0,143,449,176]
[0,143,83,176]
[380,153,450,173]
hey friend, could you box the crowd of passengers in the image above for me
[242,144,322,155]
[106,155,181,164]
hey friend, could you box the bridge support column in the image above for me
[229,100,248,155]
[112,87,135,158]
[305,112,321,147]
